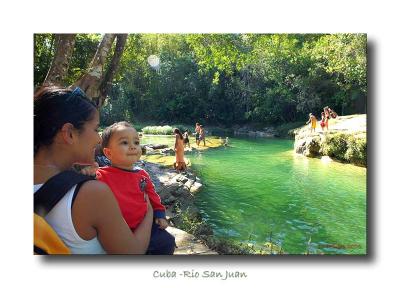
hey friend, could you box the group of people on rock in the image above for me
[306,106,338,133]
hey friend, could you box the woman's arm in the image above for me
[73,180,153,254]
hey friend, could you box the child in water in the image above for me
[96,121,175,254]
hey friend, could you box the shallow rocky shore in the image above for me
[233,125,277,138]
[140,161,217,254]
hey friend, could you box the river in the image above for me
[141,135,367,254]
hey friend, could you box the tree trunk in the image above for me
[73,34,117,107]
[98,34,128,107]
[43,33,127,109]
[43,34,76,86]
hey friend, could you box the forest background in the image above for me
[34,34,367,130]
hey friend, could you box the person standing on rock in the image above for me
[199,125,206,146]
[97,121,175,255]
[195,122,201,146]
[327,106,338,119]
[174,128,187,172]
[323,107,330,131]
[320,112,328,132]
[306,113,317,133]
[183,129,190,148]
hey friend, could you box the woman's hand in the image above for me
[79,162,99,176]
[155,218,169,229]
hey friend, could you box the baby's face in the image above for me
[104,126,142,169]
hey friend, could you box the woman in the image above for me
[34,86,153,254]
[173,128,186,172]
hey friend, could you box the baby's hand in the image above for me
[155,218,169,229]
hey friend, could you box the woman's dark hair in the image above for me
[101,121,134,150]
[34,86,97,155]
[174,128,183,140]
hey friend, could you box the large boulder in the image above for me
[293,115,367,166]
[157,182,182,200]
[304,136,322,157]
[159,148,175,155]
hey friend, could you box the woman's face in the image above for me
[74,110,101,164]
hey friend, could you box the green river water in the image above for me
[141,135,367,255]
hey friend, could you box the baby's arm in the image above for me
[155,218,169,229]
[142,171,169,228]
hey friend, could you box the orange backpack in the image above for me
[34,170,93,255]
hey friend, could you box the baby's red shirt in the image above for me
[96,166,165,230]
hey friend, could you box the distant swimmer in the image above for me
[224,137,229,146]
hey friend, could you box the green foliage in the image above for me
[345,135,367,166]
[34,34,55,86]
[65,34,102,84]
[275,121,305,138]
[312,34,367,114]
[34,33,367,127]
[321,133,367,166]
[321,133,350,161]
[173,207,205,236]
[141,125,174,135]
[34,33,102,88]
[100,84,135,126]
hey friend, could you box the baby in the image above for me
[96,121,175,254]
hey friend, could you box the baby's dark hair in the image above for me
[34,86,97,155]
[101,121,135,150]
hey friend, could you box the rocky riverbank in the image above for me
[139,137,224,254]
[233,126,277,138]
[140,138,284,255]
[143,160,284,255]
[293,114,367,167]
[140,161,217,254]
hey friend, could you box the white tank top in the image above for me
[34,184,106,254]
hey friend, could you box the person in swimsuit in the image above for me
[194,122,201,146]
[173,128,187,172]
[183,129,190,148]
[306,113,317,133]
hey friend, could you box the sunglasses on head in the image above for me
[71,87,86,97]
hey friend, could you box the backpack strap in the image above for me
[34,170,94,217]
